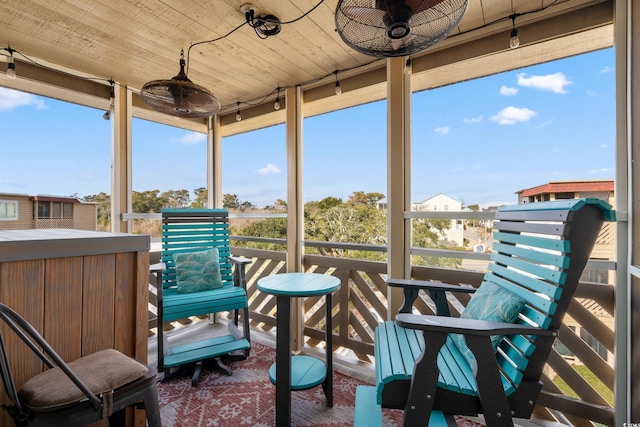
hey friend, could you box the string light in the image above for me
[235,102,242,121]
[334,70,342,95]
[274,87,281,110]
[5,46,16,79]
[404,57,412,75]
[509,15,520,49]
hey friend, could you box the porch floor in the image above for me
[147,318,564,427]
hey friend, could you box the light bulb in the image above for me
[103,110,111,120]
[404,58,412,75]
[335,81,342,95]
[6,57,16,79]
[274,98,280,110]
[236,111,242,121]
[510,28,520,49]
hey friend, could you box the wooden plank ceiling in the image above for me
[0,0,612,133]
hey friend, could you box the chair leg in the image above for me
[192,361,204,386]
[142,385,162,427]
[212,357,233,376]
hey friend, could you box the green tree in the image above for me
[191,187,208,208]
[317,196,342,210]
[412,218,462,268]
[347,191,385,207]
[132,190,166,213]
[305,203,387,258]
[161,189,190,208]
[82,192,111,228]
[223,193,240,209]
[238,218,287,250]
[239,200,256,211]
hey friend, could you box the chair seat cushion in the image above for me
[18,349,148,412]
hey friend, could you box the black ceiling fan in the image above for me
[140,51,220,119]
[335,0,469,58]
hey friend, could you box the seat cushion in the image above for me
[174,248,224,293]
[450,282,525,372]
[18,349,148,412]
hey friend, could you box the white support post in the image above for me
[386,57,412,319]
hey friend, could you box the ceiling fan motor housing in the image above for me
[380,1,413,39]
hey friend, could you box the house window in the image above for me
[555,192,575,200]
[63,203,73,218]
[0,200,18,220]
[37,202,50,219]
[37,201,74,219]
[52,202,62,219]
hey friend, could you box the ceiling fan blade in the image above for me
[341,6,386,23]
[405,0,448,13]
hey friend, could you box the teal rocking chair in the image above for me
[151,208,252,386]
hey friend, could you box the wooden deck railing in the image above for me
[147,239,615,427]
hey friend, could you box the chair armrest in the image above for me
[229,256,252,266]
[387,278,476,316]
[387,278,476,294]
[149,261,166,273]
[396,313,556,337]
[229,256,252,290]
[150,262,166,301]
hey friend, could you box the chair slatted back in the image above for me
[161,208,233,290]
[483,198,613,395]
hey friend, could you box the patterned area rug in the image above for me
[156,342,484,427]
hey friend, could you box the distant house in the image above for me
[516,179,614,206]
[515,179,615,263]
[0,193,97,231]
[413,193,465,246]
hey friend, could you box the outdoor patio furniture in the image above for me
[151,208,252,386]
[354,198,615,427]
[0,303,160,427]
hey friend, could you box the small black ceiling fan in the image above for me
[335,0,469,58]
[140,50,220,119]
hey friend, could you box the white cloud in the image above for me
[490,106,536,125]
[0,87,46,110]
[463,115,483,124]
[601,144,608,149]
[434,126,450,135]
[174,132,206,145]
[589,167,613,174]
[517,72,572,94]
[600,66,613,74]
[257,163,281,175]
[499,86,519,96]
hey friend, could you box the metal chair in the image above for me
[0,303,161,427]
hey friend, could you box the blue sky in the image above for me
[0,47,614,208]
